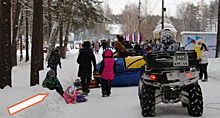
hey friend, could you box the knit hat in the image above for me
[82,41,91,48]
[48,70,55,76]
[197,39,203,43]
[56,46,61,50]
[68,86,74,94]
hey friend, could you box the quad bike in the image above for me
[138,50,203,117]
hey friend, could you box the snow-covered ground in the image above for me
[1,49,220,118]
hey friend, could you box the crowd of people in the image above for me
[42,31,209,104]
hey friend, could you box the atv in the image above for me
[138,50,203,117]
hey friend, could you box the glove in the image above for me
[198,59,202,63]
[59,64,62,69]
[79,91,83,94]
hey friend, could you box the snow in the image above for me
[153,23,177,33]
[181,31,217,35]
[1,49,220,118]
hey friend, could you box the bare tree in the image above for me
[140,15,160,41]
[120,4,139,35]
[0,0,12,89]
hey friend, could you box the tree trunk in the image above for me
[31,0,43,86]
[48,0,52,40]
[62,6,74,59]
[25,2,29,62]
[59,1,64,57]
[0,0,12,89]
[59,17,63,56]
[38,0,44,71]
[19,9,24,61]
[216,0,220,58]
[11,0,21,66]
[46,21,59,60]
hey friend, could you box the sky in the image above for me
[102,0,211,16]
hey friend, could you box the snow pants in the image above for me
[101,79,111,96]
[81,78,91,93]
[199,63,208,80]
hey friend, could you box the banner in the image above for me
[182,32,217,58]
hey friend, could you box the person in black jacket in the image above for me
[101,40,107,51]
[47,46,62,76]
[134,42,141,55]
[77,41,96,95]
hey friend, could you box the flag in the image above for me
[140,32,143,43]
[133,33,136,43]
[137,32,140,44]
[130,34,132,41]
[126,34,129,41]
[187,37,196,45]
[196,35,201,41]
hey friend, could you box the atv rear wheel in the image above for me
[138,65,145,101]
[187,83,203,116]
[141,85,156,117]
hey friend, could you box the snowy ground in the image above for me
[1,49,220,118]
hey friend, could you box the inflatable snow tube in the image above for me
[94,56,146,86]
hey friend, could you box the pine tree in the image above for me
[31,0,43,86]
[0,0,12,89]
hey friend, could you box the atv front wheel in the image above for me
[141,85,156,117]
[187,83,203,116]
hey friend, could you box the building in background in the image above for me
[153,18,177,41]
[105,23,124,39]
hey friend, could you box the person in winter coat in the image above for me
[94,40,99,54]
[194,39,203,70]
[101,40,107,51]
[99,50,116,97]
[63,86,87,104]
[146,43,152,53]
[47,46,62,76]
[42,69,64,97]
[142,41,148,55]
[199,43,209,82]
[134,42,141,55]
[114,41,127,58]
[77,41,96,95]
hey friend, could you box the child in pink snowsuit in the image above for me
[63,86,86,104]
[99,50,116,97]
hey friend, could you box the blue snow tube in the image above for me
[94,56,146,86]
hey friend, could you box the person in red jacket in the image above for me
[99,50,116,97]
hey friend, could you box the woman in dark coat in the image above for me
[77,41,96,95]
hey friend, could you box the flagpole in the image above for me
[138,0,142,44]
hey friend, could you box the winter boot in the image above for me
[102,94,107,97]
